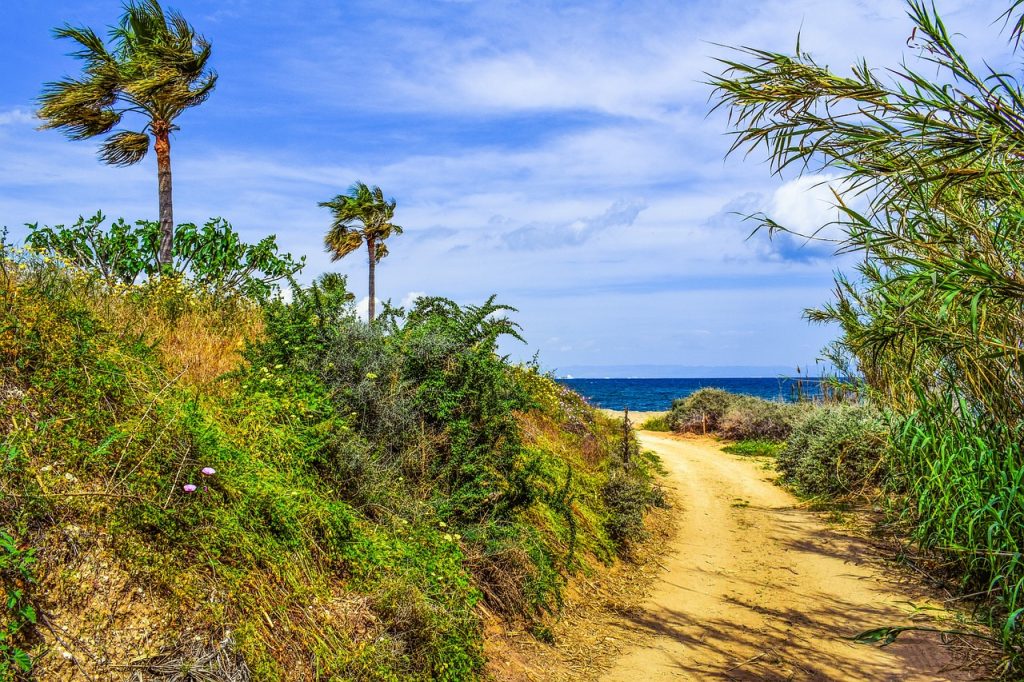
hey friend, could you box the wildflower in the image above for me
[183,484,197,493]
[438,521,447,528]
[444,533,454,542]
[274,364,283,370]
[201,467,216,476]
[365,372,378,380]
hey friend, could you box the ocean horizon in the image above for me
[556,377,826,411]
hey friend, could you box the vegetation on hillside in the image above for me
[0,231,663,680]
[712,0,1024,671]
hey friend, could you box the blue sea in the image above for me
[556,377,825,411]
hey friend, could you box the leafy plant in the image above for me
[0,531,36,679]
[777,406,888,497]
[25,212,303,298]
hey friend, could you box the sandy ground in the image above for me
[599,432,979,682]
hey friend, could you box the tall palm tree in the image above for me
[319,182,403,322]
[37,0,216,268]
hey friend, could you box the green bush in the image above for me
[602,428,667,551]
[718,398,806,441]
[667,388,803,440]
[666,388,737,433]
[777,405,888,497]
[638,413,670,431]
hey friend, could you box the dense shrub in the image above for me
[777,406,888,497]
[638,413,670,431]
[718,398,806,441]
[602,427,667,550]
[667,388,803,440]
[666,388,737,433]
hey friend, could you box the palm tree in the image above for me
[37,0,216,268]
[319,182,403,322]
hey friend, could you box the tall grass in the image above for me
[893,399,1024,641]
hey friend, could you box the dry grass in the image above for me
[84,279,264,391]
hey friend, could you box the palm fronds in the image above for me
[37,0,216,165]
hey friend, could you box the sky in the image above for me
[0,0,1015,376]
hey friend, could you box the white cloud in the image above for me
[401,291,426,308]
[354,296,381,322]
[0,109,35,127]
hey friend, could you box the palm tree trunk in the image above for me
[367,238,376,322]
[154,122,173,269]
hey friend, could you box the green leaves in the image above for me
[0,530,37,677]
[24,213,304,299]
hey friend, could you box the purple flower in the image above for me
[183,484,197,493]
[201,467,216,476]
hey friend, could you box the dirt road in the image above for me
[601,432,973,681]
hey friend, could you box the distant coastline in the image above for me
[557,377,826,411]
[553,364,831,379]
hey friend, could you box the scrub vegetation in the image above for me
[0,230,662,680]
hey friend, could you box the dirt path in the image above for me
[601,432,975,682]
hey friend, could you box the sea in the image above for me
[556,377,825,411]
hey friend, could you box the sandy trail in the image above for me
[601,432,973,682]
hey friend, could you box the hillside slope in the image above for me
[0,255,663,681]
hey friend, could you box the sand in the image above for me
[599,431,978,681]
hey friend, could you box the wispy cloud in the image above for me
[0,0,1013,371]
[502,198,647,250]
[0,108,35,127]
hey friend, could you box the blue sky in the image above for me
[0,0,1012,376]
